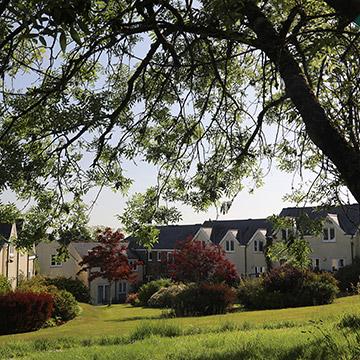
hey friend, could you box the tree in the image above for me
[77,228,141,306]
[167,237,239,286]
[1,1,360,247]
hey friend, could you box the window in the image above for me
[50,254,62,267]
[331,258,345,271]
[225,240,234,252]
[118,282,127,295]
[312,258,320,272]
[254,240,264,253]
[323,227,336,242]
[128,260,138,271]
[157,251,162,262]
[281,228,294,240]
[147,251,152,262]
[9,244,15,258]
[97,284,109,305]
[254,266,265,276]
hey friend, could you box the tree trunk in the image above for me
[243,1,360,204]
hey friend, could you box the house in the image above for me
[126,220,274,279]
[0,222,36,288]
[278,204,360,272]
[36,240,144,305]
[127,224,202,281]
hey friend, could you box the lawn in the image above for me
[0,295,359,359]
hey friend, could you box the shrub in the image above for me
[48,288,79,322]
[237,266,339,310]
[0,292,53,334]
[148,284,187,308]
[45,276,91,303]
[172,284,236,317]
[0,274,11,295]
[137,279,174,306]
[17,276,79,322]
[125,293,138,306]
[334,257,360,293]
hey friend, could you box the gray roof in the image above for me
[127,224,202,251]
[280,204,360,235]
[202,219,273,245]
[0,223,13,250]
[71,241,140,260]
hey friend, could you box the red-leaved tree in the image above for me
[78,228,141,306]
[167,237,239,286]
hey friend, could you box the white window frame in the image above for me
[9,244,15,258]
[312,258,320,271]
[331,258,345,271]
[118,282,127,295]
[157,251,162,262]
[254,266,265,276]
[323,227,336,242]
[147,251,152,262]
[50,254,62,267]
[254,239,264,253]
[225,240,234,253]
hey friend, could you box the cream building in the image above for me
[0,223,36,288]
[36,241,144,305]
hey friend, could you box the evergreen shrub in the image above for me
[334,257,360,293]
[0,292,53,334]
[137,279,173,306]
[0,274,11,295]
[237,265,339,310]
[172,284,236,316]
[45,276,91,303]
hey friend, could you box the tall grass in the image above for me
[0,296,359,359]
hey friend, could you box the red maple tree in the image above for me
[78,228,141,306]
[167,237,239,286]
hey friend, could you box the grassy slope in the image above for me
[0,295,358,344]
[0,296,359,359]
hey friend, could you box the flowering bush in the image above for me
[125,293,138,306]
[0,292,53,334]
[172,284,236,316]
[148,284,187,308]
[167,237,239,286]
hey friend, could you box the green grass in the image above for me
[0,295,359,359]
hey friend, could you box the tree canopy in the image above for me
[1,0,360,247]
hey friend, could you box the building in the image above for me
[36,240,144,305]
[0,222,36,288]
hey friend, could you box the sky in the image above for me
[84,159,302,230]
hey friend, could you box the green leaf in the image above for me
[70,27,82,45]
[39,36,47,47]
[78,19,90,35]
[60,31,67,52]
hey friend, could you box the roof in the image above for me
[0,223,13,250]
[202,219,273,245]
[127,224,202,251]
[71,241,142,260]
[280,204,360,235]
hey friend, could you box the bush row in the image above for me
[129,266,340,315]
[237,265,339,310]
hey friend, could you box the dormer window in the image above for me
[225,240,234,252]
[254,240,264,253]
[323,227,335,242]
[281,228,294,240]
